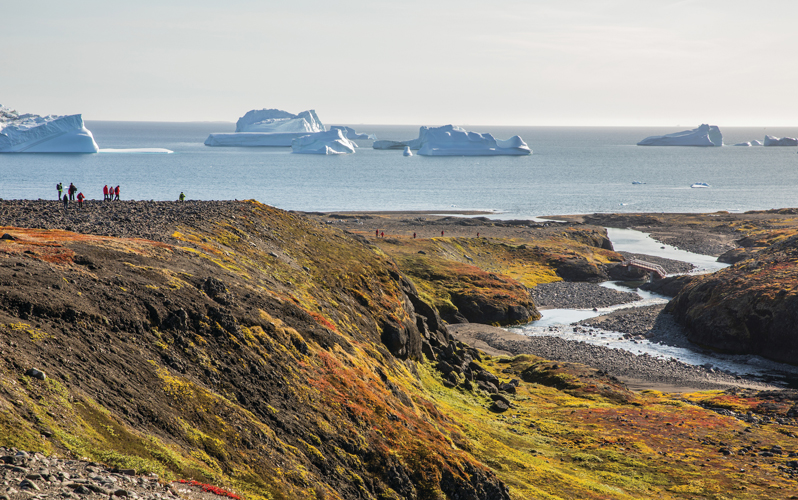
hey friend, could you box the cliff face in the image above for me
[667,233,798,364]
[0,201,509,499]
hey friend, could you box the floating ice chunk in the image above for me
[691,182,710,188]
[764,135,798,146]
[403,146,413,157]
[99,148,173,154]
[205,108,326,147]
[330,126,376,141]
[236,109,324,133]
[416,125,531,156]
[375,125,531,156]
[291,129,356,155]
[0,104,99,153]
[637,124,722,147]
[751,140,763,146]
[733,142,751,147]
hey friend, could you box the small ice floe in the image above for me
[631,181,645,185]
[619,203,629,206]
[99,148,173,154]
[403,146,413,157]
[691,182,710,188]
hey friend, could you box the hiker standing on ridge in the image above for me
[103,185,109,201]
[179,192,186,202]
[57,182,63,200]
[77,192,85,209]
[68,183,76,201]
[114,185,120,201]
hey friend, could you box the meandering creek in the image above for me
[511,227,798,387]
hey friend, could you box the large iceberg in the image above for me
[205,108,325,147]
[0,104,99,153]
[637,124,723,147]
[373,125,531,156]
[330,125,376,141]
[764,135,798,146]
[291,129,356,155]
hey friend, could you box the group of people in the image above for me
[56,182,119,209]
[57,182,85,209]
[103,185,121,201]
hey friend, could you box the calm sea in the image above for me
[2,121,797,217]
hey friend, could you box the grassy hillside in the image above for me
[1,201,797,499]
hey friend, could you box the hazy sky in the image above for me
[3,0,797,125]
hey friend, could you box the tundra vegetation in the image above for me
[1,201,797,499]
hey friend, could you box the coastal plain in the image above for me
[2,200,798,499]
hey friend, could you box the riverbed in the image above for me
[511,227,798,388]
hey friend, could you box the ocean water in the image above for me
[2,121,798,216]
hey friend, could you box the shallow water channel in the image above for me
[510,227,798,386]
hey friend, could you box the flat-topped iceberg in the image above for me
[733,142,751,147]
[0,104,99,153]
[330,125,376,141]
[374,125,531,156]
[291,129,356,155]
[205,108,326,147]
[764,135,798,146]
[637,124,722,147]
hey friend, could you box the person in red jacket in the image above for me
[114,185,120,201]
[77,192,85,208]
[103,185,109,201]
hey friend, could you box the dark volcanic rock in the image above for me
[667,235,798,364]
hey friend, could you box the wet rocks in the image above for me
[530,281,640,309]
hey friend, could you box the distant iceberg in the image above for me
[205,108,325,147]
[0,104,99,153]
[733,142,751,147]
[403,146,413,157]
[637,124,722,147]
[751,140,763,146]
[330,125,376,141]
[374,125,531,156]
[764,135,798,146]
[291,129,356,155]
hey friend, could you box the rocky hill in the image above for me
[2,200,798,499]
[667,231,798,364]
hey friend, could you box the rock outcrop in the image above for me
[667,233,798,364]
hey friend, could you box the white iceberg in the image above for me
[291,129,356,155]
[733,142,751,147]
[205,108,325,147]
[691,182,710,188]
[374,125,531,156]
[403,146,413,157]
[764,135,798,146]
[637,124,722,147]
[751,140,763,146]
[0,104,99,153]
[329,125,376,141]
[416,125,531,156]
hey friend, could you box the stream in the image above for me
[510,227,798,386]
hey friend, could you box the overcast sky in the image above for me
[2,0,796,126]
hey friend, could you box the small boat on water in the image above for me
[691,182,710,188]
